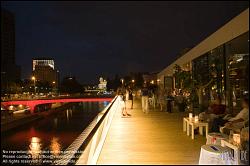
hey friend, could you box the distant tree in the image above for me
[60,76,83,94]
[36,81,52,93]
[113,74,121,90]
[106,77,112,91]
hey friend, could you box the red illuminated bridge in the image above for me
[1,98,113,113]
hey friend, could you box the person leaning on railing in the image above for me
[117,86,131,117]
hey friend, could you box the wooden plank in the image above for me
[97,98,206,164]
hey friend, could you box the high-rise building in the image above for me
[1,9,21,92]
[32,58,59,88]
[32,58,55,71]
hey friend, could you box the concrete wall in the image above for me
[158,8,249,82]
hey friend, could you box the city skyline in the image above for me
[1,1,249,84]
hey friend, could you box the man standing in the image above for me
[126,86,133,109]
[166,91,174,113]
[141,84,149,113]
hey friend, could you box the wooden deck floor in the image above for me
[97,98,206,165]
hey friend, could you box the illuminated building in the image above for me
[32,58,59,88]
[98,77,107,90]
[32,58,54,71]
[158,8,249,112]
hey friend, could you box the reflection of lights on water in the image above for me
[9,105,14,110]
[54,118,58,128]
[103,101,109,107]
[50,137,61,156]
[66,109,69,122]
[66,109,73,123]
[70,109,73,117]
[28,137,42,159]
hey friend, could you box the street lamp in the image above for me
[52,81,56,96]
[31,76,36,94]
[120,78,124,84]
[132,79,135,83]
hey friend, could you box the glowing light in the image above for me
[194,116,199,123]
[189,113,193,120]
[9,105,14,110]
[50,137,61,156]
[29,137,42,159]
[31,76,36,80]
[132,79,135,83]
[120,79,124,84]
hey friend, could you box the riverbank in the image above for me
[1,102,74,132]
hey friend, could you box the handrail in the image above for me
[55,95,120,165]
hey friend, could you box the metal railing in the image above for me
[55,95,121,165]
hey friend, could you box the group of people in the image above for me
[117,85,133,117]
[199,96,249,138]
[141,84,187,113]
[117,84,249,137]
[198,95,249,135]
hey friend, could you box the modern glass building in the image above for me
[158,8,249,113]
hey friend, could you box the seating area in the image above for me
[183,112,249,165]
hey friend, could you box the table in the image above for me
[221,139,241,165]
[183,117,189,132]
[187,120,208,139]
[199,144,232,165]
[206,132,228,145]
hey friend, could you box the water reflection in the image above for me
[50,137,61,156]
[28,137,42,160]
[54,118,58,128]
[103,101,109,107]
[66,109,69,123]
[2,101,109,164]
[66,109,73,123]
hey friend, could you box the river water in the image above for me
[1,101,109,164]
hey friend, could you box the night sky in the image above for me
[1,1,249,84]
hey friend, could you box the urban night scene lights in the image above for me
[1,1,249,165]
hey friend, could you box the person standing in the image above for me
[152,89,156,110]
[128,86,133,109]
[117,87,131,117]
[176,91,186,112]
[126,86,133,109]
[141,84,149,113]
[157,86,165,111]
[166,91,174,113]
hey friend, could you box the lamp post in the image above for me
[52,81,56,95]
[121,78,124,85]
[157,79,161,86]
[31,76,36,95]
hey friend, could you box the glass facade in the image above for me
[225,32,249,112]
[192,31,249,113]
